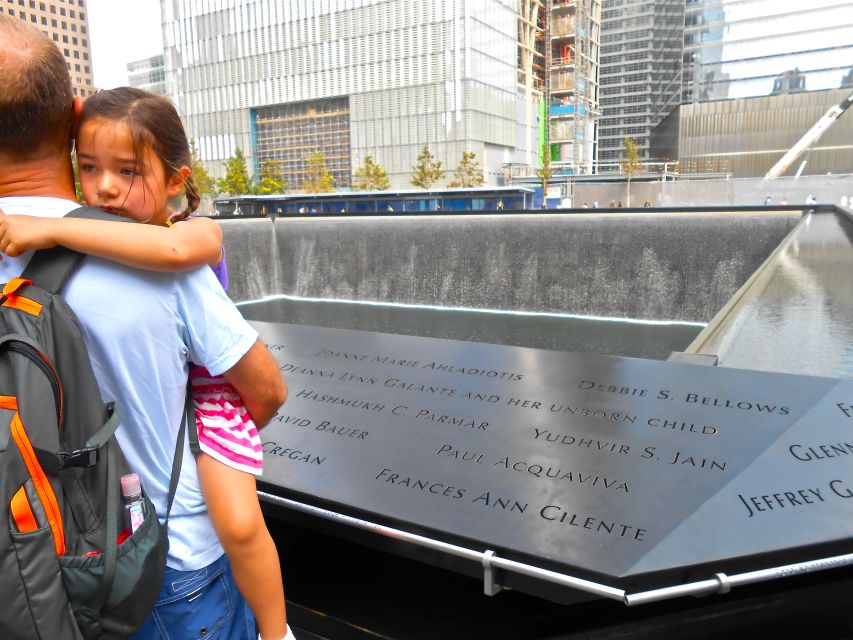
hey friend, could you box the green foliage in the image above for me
[620,136,643,176]
[410,144,444,189]
[217,147,252,196]
[301,150,336,193]
[448,151,485,188]
[620,137,644,207]
[189,140,217,197]
[256,157,287,194]
[535,141,553,197]
[352,155,390,191]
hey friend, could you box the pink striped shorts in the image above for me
[189,366,263,475]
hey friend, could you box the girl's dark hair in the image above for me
[78,87,199,218]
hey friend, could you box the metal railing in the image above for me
[258,491,853,605]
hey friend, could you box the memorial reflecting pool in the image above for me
[222,207,853,639]
[238,296,704,360]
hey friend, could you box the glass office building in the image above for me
[654,0,853,177]
[598,0,684,165]
[128,54,166,95]
[683,0,853,103]
[161,0,529,189]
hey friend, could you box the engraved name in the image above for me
[684,393,790,415]
[275,414,368,439]
[415,410,488,430]
[262,442,325,465]
[384,377,458,396]
[539,505,647,541]
[578,380,649,397]
[311,348,522,380]
[738,487,824,518]
[375,467,466,499]
[422,361,523,381]
[493,456,629,492]
[830,479,853,498]
[295,388,386,412]
[279,362,335,377]
[532,428,631,455]
[789,441,853,462]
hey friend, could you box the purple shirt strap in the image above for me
[210,247,228,291]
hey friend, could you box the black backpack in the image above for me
[0,207,189,639]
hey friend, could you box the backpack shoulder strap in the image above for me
[21,206,130,294]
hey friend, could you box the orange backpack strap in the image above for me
[0,278,43,316]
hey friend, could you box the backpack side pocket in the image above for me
[9,513,81,640]
[59,494,167,639]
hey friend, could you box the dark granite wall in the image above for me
[220,212,801,323]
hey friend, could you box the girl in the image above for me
[0,88,290,640]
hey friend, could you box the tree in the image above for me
[301,150,336,193]
[448,150,485,188]
[410,144,445,189]
[535,142,554,204]
[190,139,217,198]
[256,157,286,194]
[620,136,643,207]
[353,154,390,191]
[217,147,252,195]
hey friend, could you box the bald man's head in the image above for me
[0,14,74,160]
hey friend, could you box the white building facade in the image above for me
[161,0,534,189]
[128,54,166,95]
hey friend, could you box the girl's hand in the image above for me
[0,210,58,256]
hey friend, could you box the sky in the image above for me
[87,0,163,89]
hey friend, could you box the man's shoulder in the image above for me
[0,196,81,218]
[73,257,221,296]
[0,197,84,281]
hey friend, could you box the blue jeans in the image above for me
[131,553,256,640]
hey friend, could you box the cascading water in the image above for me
[220,211,802,360]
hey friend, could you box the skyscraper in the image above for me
[546,0,601,176]
[162,0,530,190]
[682,0,853,103]
[652,0,853,177]
[598,0,683,166]
[0,0,94,98]
[128,54,165,95]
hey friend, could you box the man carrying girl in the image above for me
[0,15,290,640]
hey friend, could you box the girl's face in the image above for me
[76,118,185,225]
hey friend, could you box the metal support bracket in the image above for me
[713,572,731,594]
[482,549,503,596]
[258,491,853,607]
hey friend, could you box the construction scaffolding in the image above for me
[252,97,352,190]
[518,0,546,170]
[546,0,601,175]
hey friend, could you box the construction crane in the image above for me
[764,90,853,179]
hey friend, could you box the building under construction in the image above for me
[548,0,601,175]
[518,0,602,178]
[253,97,352,191]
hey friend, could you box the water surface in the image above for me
[239,296,703,360]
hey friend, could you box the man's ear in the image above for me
[166,165,191,198]
[68,96,84,151]
[70,96,84,133]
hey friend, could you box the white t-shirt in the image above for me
[0,196,258,570]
